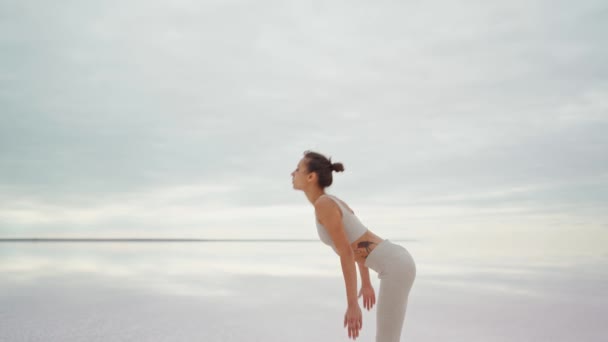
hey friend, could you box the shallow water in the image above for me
[1,240,606,342]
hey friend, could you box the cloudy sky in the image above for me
[1,0,607,253]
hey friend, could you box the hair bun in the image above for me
[331,162,345,173]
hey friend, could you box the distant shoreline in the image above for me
[0,238,416,243]
[0,238,317,243]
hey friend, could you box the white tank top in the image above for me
[315,194,368,253]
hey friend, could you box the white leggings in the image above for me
[364,240,416,342]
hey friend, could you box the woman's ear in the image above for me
[307,171,317,184]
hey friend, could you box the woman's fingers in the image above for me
[363,295,372,310]
[348,319,361,339]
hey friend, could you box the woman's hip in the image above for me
[364,239,416,278]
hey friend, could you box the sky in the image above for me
[1,0,607,255]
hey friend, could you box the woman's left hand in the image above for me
[358,285,376,310]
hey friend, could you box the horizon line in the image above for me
[0,237,418,243]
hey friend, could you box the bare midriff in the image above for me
[350,230,384,264]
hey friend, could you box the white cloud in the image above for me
[0,0,606,246]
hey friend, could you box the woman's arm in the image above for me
[315,196,358,306]
[315,196,362,339]
[357,262,372,288]
[357,262,376,310]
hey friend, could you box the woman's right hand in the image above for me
[344,304,363,339]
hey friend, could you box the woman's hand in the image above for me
[358,285,376,310]
[344,304,363,340]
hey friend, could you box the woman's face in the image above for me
[291,158,311,190]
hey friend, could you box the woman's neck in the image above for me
[305,187,326,205]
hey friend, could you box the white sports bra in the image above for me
[315,194,368,253]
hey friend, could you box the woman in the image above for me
[291,150,416,342]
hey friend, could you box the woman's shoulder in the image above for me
[316,194,355,215]
[317,194,348,208]
[314,194,337,209]
[330,194,356,211]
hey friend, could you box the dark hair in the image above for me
[303,150,345,188]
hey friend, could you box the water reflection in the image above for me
[2,241,607,342]
[1,242,340,275]
[1,241,606,298]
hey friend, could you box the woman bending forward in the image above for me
[291,151,416,342]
